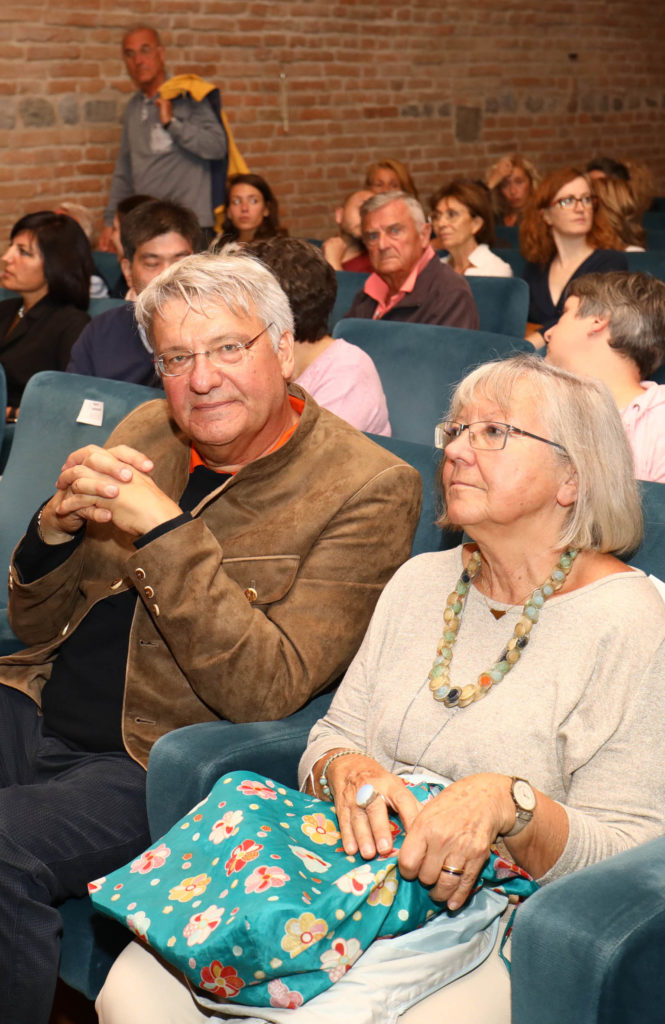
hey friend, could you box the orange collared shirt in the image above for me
[189,395,305,474]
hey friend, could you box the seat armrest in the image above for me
[146,691,334,838]
[512,834,665,1024]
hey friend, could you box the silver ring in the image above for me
[440,864,464,877]
[355,783,383,809]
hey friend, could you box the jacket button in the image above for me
[110,578,123,590]
[152,604,160,617]
[61,622,70,636]
[135,568,146,580]
[144,586,154,598]
[244,587,258,603]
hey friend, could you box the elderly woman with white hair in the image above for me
[97,355,665,1024]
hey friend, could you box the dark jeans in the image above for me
[0,685,150,1024]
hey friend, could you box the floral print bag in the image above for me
[89,771,536,1010]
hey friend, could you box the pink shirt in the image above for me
[294,338,391,436]
[363,246,436,320]
[620,381,665,483]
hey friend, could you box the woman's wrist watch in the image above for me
[502,777,537,837]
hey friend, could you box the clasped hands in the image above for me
[39,444,182,544]
[326,754,514,911]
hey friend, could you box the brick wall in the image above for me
[1,0,664,242]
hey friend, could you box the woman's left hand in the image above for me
[398,773,514,910]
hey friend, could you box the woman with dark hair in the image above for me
[430,179,513,277]
[215,173,285,247]
[0,211,92,417]
[520,167,627,344]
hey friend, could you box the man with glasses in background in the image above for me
[0,252,421,1024]
[99,25,227,250]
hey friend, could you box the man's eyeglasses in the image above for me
[435,420,567,454]
[549,194,598,210]
[155,324,273,377]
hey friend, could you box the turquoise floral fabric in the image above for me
[89,771,536,1009]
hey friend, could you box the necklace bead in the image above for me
[429,548,579,707]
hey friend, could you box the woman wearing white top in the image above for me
[430,179,513,278]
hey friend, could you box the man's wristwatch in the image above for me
[502,777,537,837]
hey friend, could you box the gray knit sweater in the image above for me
[300,547,665,884]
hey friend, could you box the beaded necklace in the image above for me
[428,547,579,707]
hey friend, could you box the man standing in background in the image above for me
[99,26,227,248]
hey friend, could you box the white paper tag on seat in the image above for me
[76,399,104,426]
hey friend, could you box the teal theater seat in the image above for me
[331,270,369,328]
[512,479,665,1024]
[0,363,6,471]
[0,371,158,656]
[465,275,529,336]
[88,296,128,317]
[625,250,665,281]
[332,318,534,445]
[92,251,123,293]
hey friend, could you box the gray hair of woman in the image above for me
[437,354,643,556]
[134,251,294,352]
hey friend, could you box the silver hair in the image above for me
[359,191,426,231]
[134,251,294,352]
[437,354,643,556]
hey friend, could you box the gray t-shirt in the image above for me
[300,547,665,883]
[105,90,227,229]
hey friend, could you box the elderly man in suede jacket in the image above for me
[0,252,421,1024]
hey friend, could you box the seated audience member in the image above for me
[364,158,419,198]
[1,211,91,418]
[97,355,665,1024]
[485,153,540,228]
[105,193,156,298]
[249,236,391,435]
[545,271,665,483]
[593,176,646,252]
[0,251,421,1024]
[54,200,109,298]
[214,173,284,248]
[520,166,627,345]
[430,178,513,277]
[343,191,479,329]
[586,155,630,182]
[67,199,200,386]
[110,193,155,262]
[624,159,656,219]
[321,188,374,271]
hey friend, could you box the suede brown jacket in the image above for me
[2,387,421,767]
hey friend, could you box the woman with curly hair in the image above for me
[520,166,627,344]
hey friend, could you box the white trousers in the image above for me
[96,909,511,1024]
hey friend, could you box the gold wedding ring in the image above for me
[440,864,464,877]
